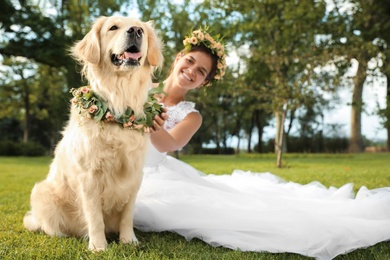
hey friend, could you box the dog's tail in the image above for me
[23,211,40,232]
[23,182,68,237]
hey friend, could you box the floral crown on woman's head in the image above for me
[183,27,227,87]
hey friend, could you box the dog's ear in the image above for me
[144,21,164,68]
[71,16,107,64]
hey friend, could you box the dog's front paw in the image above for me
[88,239,108,251]
[120,231,138,245]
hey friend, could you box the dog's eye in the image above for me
[109,25,118,31]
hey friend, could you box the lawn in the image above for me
[0,153,389,259]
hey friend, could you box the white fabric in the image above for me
[163,101,198,130]
[134,102,390,260]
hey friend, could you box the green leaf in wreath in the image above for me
[94,109,105,122]
[145,113,153,126]
[83,91,93,100]
[83,100,92,109]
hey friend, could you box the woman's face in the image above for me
[172,51,212,89]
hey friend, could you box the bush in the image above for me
[0,140,21,156]
[201,147,236,155]
[21,142,47,156]
[0,141,47,156]
[286,135,349,153]
[254,135,350,154]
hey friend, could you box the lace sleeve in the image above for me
[164,101,199,130]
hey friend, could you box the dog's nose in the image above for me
[127,26,143,38]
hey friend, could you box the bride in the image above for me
[135,28,390,260]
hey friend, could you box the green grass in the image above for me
[1,154,389,259]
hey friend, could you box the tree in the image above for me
[32,64,69,148]
[331,0,390,152]
[0,57,36,143]
[0,56,68,146]
[229,0,335,167]
[381,56,390,151]
[346,1,377,152]
[238,53,273,153]
[370,1,390,151]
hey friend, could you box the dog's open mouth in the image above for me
[111,45,142,67]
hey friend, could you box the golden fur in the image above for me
[23,16,163,251]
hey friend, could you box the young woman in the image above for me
[135,28,390,260]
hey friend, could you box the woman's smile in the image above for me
[182,69,194,82]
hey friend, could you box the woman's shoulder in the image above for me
[165,101,201,130]
[176,100,196,109]
[171,101,200,116]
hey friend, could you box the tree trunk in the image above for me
[236,133,241,154]
[247,111,255,153]
[386,73,390,151]
[285,108,295,136]
[349,59,367,153]
[275,110,286,168]
[247,129,253,153]
[254,110,264,153]
[257,127,264,153]
[23,83,30,143]
[234,117,241,154]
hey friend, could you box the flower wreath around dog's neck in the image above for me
[70,84,165,133]
[183,27,227,87]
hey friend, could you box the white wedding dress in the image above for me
[134,101,390,260]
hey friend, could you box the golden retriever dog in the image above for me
[23,16,163,251]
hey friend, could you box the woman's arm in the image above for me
[150,112,202,153]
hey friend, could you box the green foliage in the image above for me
[0,57,36,119]
[0,59,68,147]
[0,155,389,259]
[21,141,47,156]
[255,134,350,154]
[285,135,349,153]
[378,100,390,128]
[198,147,236,155]
[0,141,46,156]
[234,0,330,112]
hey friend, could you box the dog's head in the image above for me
[71,16,163,73]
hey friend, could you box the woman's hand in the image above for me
[149,108,168,134]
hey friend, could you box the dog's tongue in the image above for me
[124,52,141,60]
